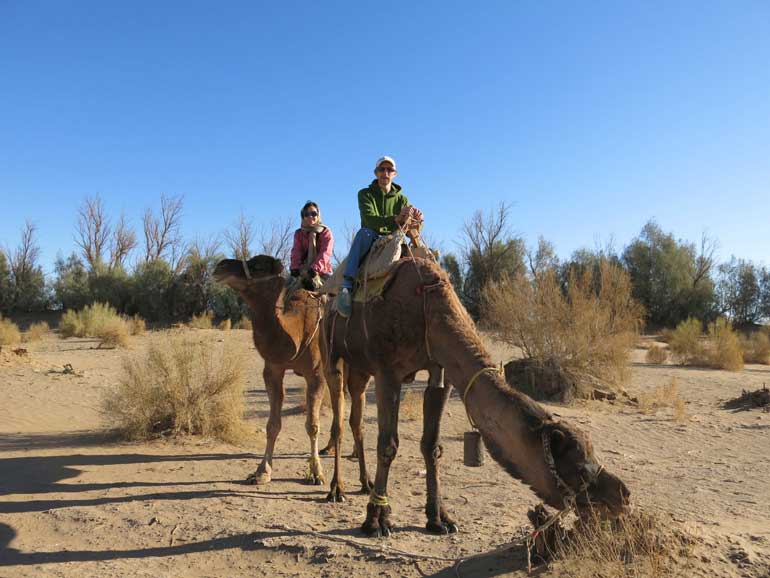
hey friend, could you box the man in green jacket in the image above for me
[336,156,422,317]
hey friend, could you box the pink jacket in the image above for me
[290,226,334,275]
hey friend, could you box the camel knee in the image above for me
[305,421,319,438]
[377,434,399,465]
[420,442,443,464]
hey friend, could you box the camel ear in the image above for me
[549,428,569,458]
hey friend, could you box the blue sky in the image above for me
[1,1,768,275]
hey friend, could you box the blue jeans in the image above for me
[342,227,379,289]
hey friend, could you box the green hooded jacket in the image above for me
[357,180,410,235]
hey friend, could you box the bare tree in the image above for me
[7,221,48,311]
[109,212,137,271]
[256,216,294,266]
[224,210,255,261]
[693,231,718,287]
[143,194,184,263]
[331,220,358,267]
[75,195,111,269]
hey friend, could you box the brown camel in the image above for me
[213,255,369,492]
[322,257,630,537]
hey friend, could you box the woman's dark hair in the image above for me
[300,201,320,218]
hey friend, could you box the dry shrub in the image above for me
[126,314,146,336]
[58,303,129,348]
[234,317,253,331]
[103,331,248,443]
[638,377,686,419]
[668,318,705,365]
[59,309,84,338]
[541,508,696,577]
[23,321,49,342]
[706,318,743,371]
[400,389,422,421]
[645,344,668,365]
[189,311,214,329]
[740,331,770,364]
[0,316,22,346]
[219,318,232,332]
[483,261,643,400]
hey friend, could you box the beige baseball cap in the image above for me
[375,156,397,170]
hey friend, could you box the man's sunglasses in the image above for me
[303,211,319,217]
[377,167,396,174]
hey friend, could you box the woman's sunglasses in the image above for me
[303,211,319,218]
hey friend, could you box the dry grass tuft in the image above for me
[23,321,50,342]
[126,314,146,336]
[103,331,248,444]
[219,318,232,332]
[668,318,705,365]
[57,303,130,348]
[669,317,743,372]
[740,331,770,364]
[535,507,697,577]
[645,344,668,365]
[0,316,22,346]
[483,261,643,400]
[234,317,253,331]
[400,389,422,421]
[638,377,687,421]
[189,311,214,330]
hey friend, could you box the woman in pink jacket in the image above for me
[290,201,334,290]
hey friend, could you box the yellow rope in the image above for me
[462,366,503,429]
[369,492,389,506]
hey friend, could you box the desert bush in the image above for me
[740,331,770,364]
[483,259,643,400]
[0,315,21,346]
[540,507,696,577]
[645,344,668,364]
[23,321,49,342]
[189,311,214,329]
[103,331,247,443]
[234,316,253,331]
[126,314,146,336]
[59,309,85,338]
[706,318,743,371]
[219,318,232,332]
[667,318,705,365]
[58,303,129,347]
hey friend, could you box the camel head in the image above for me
[540,421,630,519]
[213,255,285,302]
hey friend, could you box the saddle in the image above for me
[319,230,437,304]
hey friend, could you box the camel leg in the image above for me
[303,369,326,486]
[362,372,401,537]
[326,357,347,502]
[348,369,373,493]
[247,363,285,485]
[421,383,458,534]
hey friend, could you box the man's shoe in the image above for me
[336,288,352,318]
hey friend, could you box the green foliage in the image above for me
[622,220,716,328]
[0,253,12,314]
[441,253,463,293]
[716,258,763,325]
[128,259,176,323]
[53,254,91,311]
[463,238,525,318]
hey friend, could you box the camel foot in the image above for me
[245,471,271,485]
[359,478,374,494]
[304,472,325,486]
[326,483,347,503]
[319,443,335,456]
[362,503,393,538]
[426,509,458,534]
[426,520,459,534]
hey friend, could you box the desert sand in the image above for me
[1,330,769,577]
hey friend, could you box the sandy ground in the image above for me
[1,330,769,578]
